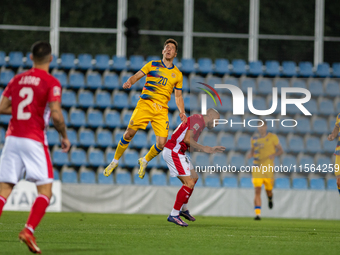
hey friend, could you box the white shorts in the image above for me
[162,147,193,177]
[0,136,54,185]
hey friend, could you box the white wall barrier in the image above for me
[3,180,62,212]
[62,184,340,220]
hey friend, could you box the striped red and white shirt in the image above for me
[165,114,206,154]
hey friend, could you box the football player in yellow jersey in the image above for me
[104,39,187,179]
[247,120,283,220]
[327,113,340,193]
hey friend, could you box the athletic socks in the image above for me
[114,137,131,161]
[0,195,6,218]
[171,186,193,216]
[25,195,50,232]
[255,206,261,216]
[145,144,162,162]
[181,204,188,211]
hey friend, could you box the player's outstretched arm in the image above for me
[123,71,145,89]
[49,101,71,152]
[175,89,187,123]
[328,124,339,141]
[0,96,12,115]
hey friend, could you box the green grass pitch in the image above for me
[1,211,340,255]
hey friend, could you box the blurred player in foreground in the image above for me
[247,120,283,220]
[0,41,71,253]
[327,113,340,193]
[163,108,225,227]
[104,38,187,179]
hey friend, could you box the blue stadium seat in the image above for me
[87,109,104,128]
[8,51,23,67]
[87,73,102,89]
[47,128,60,146]
[116,172,132,185]
[78,90,94,108]
[257,79,272,95]
[53,71,68,87]
[214,58,229,75]
[222,177,238,188]
[231,59,246,76]
[112,55,127,71]
[241,78,256,93]
[134,173,149,185]
[79,129,95,147]
[77,54,93,70]
[129,55,144,72]
[219,133,235,151]
[49,54,58,69]
[94,54,110,70]
[316,63,330,77]
[54,169,60,181]
[292,79,307,90]
[151,173,167,186]
[52,148,69,166]
[316,155,331,169]
[274,79,289,94]
[224,76,239,86]
[298,62,313,77]
[327,179,337,190]
[182,76,189,92]
[310,178,325,190]
[121,110,133,127]
[88,149,105,167]
[172,57,179,66]
[67,129,78,146]
[282,61,297,77]
[217,95,231,113]
[332,63,340,78]
[70,148,87,166]
[0,51,5,67]
[265,60,280,76]
[325,81,340,98]
[131,131,147,149]
[230,154,244,170]
[281,155,297,171]
[169,96,177,111]
[292,178,308,189]
[62,90,77,107]
[62,109,69,126]
[24,52,33,68]
[96,129,113,147]
[0,114,11,124]
[194,153,210,167]
[0,70,15,85]
[69,72,85,88]
[184,94,199,111]
[103,73,119,90]
[299,155,314,172]
[105,149,116,165]
[304,99,318,115]
[69,108,86,127]
[228,116,243,133]
[274,178,290,189]
[236,134,251,152]
[169,177,182,186]
[288,136,304,153]
[295,117,311,134]
[211,154,227,166]
[104,110,121,128]
[123,150,139,168]
[205,176,221,187]
[305,136,321,154]
[198,58,213,74]
[60,53,75,69]
[62,170,77,183]
[240,177,253,188]
[206,76,222,87]
[322,136,336,153]
[308,80,324,97]
[189,76,205,93]
[129,92,140,108]
[113,92,129,109]
[0,127,5,143]
[319,98,335,115]
[248,61,263,76]
[95,90,111,108]
[80,171,96,184]
[146,55,160,62]
[180,58,195,73]
[201,133,217,148]
[98,171,114,184]
[249,97,267,112]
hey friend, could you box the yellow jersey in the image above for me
[251,132,279,178]
[139,60,183,108]
[335,113,340,155]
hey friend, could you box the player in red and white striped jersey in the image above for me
[163,108,225,226]
[0,41,70,253]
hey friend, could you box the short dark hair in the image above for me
[164,38,178,52]
[31,41,51,64]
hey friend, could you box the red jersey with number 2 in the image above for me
[2,68,61,145]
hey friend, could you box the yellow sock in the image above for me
[255,206,261,215]
[145,144,162,162]
[114,137,131,161]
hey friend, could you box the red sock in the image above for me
[174,186,193,210]
[26,195,50,232]
[0,195,6,218]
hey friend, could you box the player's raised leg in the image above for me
[0,182,14,218]
[104,128,137,177]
